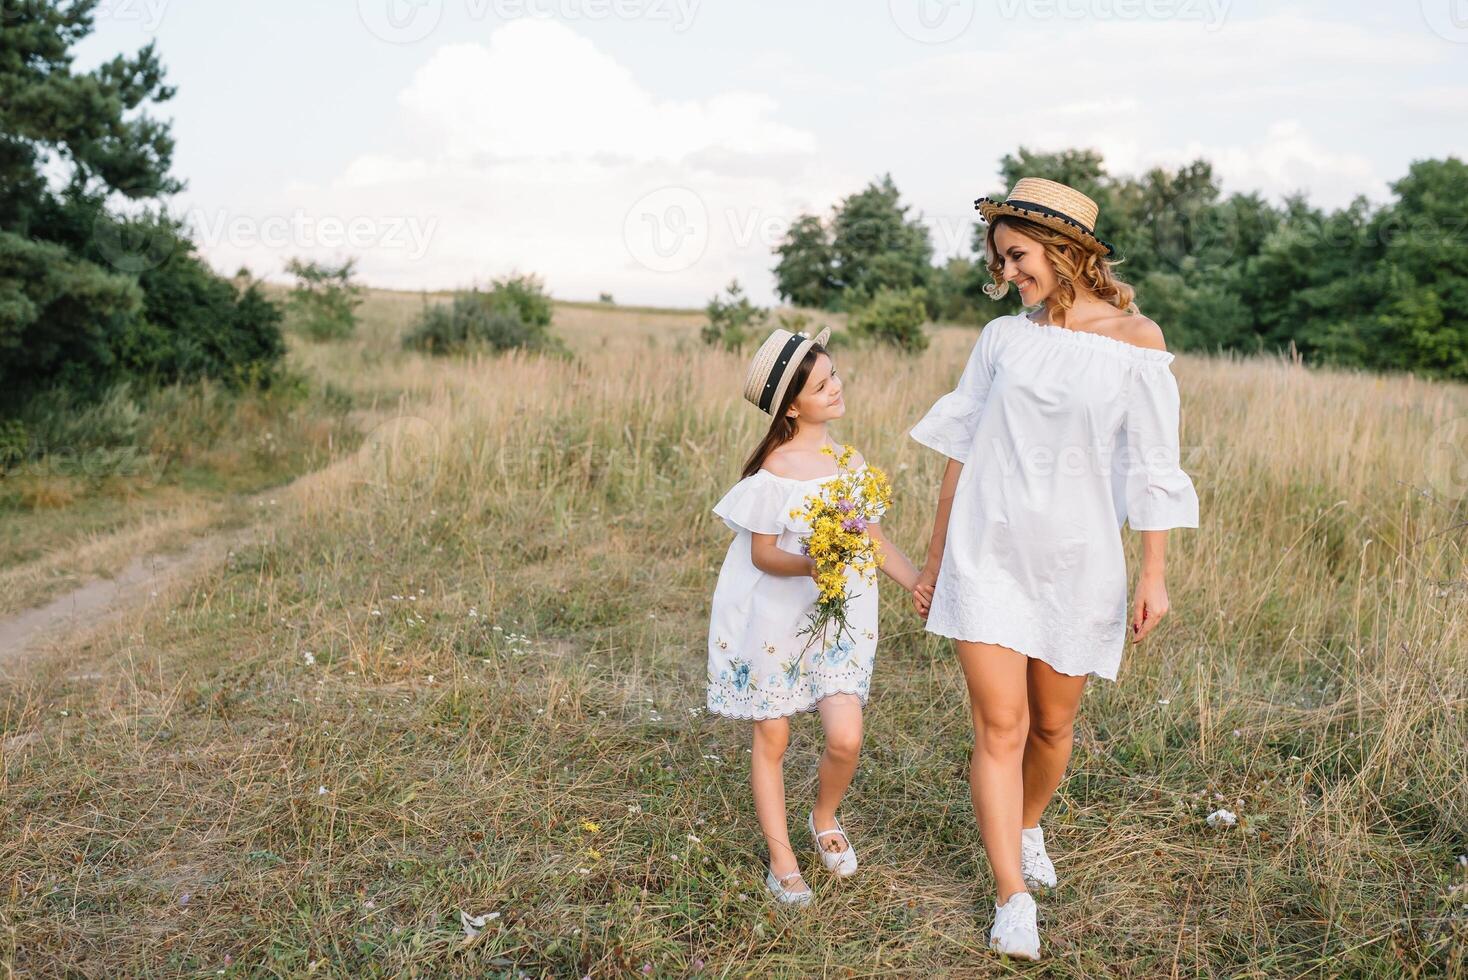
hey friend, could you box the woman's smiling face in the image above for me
[993,223,1056,305]
[787,352,844,422]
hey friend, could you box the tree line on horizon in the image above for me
[772,150,1468,380]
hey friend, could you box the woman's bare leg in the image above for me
[1021,657,1088,828]
[956,640,1030,904]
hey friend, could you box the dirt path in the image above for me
[0,406,407,673]
[0,524,250,672]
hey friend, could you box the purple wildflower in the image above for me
[836,498,855,514]
[841,516,867,533]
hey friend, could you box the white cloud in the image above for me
[877,6,1436,215]
[208,18,842,305]
[397,21,816,162]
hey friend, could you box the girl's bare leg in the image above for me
[752,717,800,877]
[811,694,863,849]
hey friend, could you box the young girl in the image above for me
[706,324,926,905]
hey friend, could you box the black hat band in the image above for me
[758,333,810,413]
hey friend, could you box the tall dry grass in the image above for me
[1,292,1463,976]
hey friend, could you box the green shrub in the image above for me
[285,257,364,341]
[403,274,558,355]
[700,280,767,352]
[849,286,930,353]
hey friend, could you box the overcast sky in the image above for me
[73,0,1468,306]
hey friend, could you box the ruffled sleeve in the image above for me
[712,472,791,535]
[908,315,1008,463]
[1115,359,1200,531]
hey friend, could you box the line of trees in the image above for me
[774,151,1468,379]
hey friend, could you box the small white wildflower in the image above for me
[370,609,381,617]
[317,786,329,796]
[1206,808,1237,828]
[1157,698,1170,706]
[627,803,642,815]
[303,651,316,666]
[687,834,701,844]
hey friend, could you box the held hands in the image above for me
[910,563,938,619]
[1130,570,1170,643]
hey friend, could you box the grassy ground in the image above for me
[1,291,1465,976]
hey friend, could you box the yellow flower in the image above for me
[581,821,600,833]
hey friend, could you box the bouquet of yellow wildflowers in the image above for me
[788,444,894,653]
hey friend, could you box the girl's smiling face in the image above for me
[993,223,1056,305]
[786,352,844,422]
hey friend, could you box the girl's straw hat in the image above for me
[975,177,1116,257]
[743,325,831,415]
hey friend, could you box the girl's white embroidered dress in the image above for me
[706,467,880,720]
[909,313,1199,680]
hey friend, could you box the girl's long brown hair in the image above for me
[740,344,826,479]
[982,215,1140,319]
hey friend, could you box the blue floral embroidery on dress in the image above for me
[823,635,856,666]
[732,660,751,692]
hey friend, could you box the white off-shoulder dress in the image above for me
[908,312,1200,681]
[705,466,880,720]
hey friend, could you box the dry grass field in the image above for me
[2,289,1464,976]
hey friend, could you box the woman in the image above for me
[908,178,1200,961]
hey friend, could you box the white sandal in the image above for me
[765,866,813,905]
[808,811,858,876]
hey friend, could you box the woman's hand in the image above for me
[912,563,938,619]
[1130,571,1169,643]
[807,557,821,585]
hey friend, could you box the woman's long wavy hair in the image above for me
[740,344,826,479]
[982,215,1140,319]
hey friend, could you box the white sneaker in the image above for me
[989,890,1041,961]
[1020,825,1057,889]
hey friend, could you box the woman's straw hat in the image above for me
[975,177,1116,257]
[743,325,831,415]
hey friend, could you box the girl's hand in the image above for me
[807,557,821,585]
[1130,571,1169,643]
[912,563,938,619]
